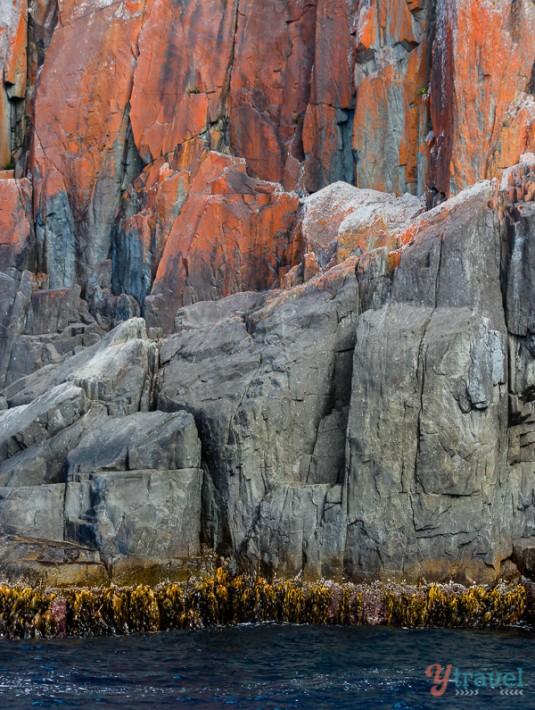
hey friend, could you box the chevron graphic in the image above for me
[500,689,524,695]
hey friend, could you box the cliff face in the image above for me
[0,0,534,586]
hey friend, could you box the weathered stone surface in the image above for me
[5,318,151,416]
[158,260,359,576]
[0,535,107,588]
[0,0,535,593]
[345,182,510,583]
[0,177,33,273]
[145,151,300,331]
[352,0,431,195]
[64,468,202,561]
[302,0,357,192]
[0,0,27,168]
[0,404,107,487]
[67,411,201,475]
[0,383,89,460]
[299,181,423,270]
[130,0,237,162]
[427,0,535,200]
[31,0,145,289]
[113,140,208,306]
[0,484,65,540]
[228,0,316,189]
[244,483,344,580]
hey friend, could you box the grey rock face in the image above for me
[157,261,358,578]
[345,183,510,583]
[0,485,65,540]
[67,411,201,475]
[64,468,202,560]
[1,159,535,585]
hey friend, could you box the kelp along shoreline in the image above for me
[0,567,532,639]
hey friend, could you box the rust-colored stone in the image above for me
[427,0,535,199]
[145,151,300,331]
[0,0,28,168]
[130,0,238,162]
[31,0,147,288]
[228,0,316,188]
[0,177,33,273]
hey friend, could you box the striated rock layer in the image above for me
[0,0,534,585]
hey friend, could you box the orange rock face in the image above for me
[352,0,431,195]
[0,176,33,273]
[427,0,535,200]
[302,0,357,192]
[0,0,28,168]
[145,151,300,330]
[130,0,238,163]
[31,0,146,288]
[1,0,531,323]
[113,139,209,304]
[228,0,316,189]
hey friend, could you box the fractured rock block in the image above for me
[64,468,203,560]
[67,410,201,476]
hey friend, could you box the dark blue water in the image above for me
[0,624,532,708]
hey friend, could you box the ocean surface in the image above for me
[0,624,532,709]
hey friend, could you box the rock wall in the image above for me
[0,1,534,585]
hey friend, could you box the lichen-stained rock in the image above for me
[299,181,423,270]
[228,0,316,188]
[130,0,238,163]
[302,0,358,192]
[0,0,28,168]
[157,260,359,577]
[427,0,535,199]
[345,182,510,584]
[31,0,146,289]
[145,151,300,332]
[113,139,208,306]
[0,177,33,273]
[352,0,431,195]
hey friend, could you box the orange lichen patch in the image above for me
[130,0,237,162]
[500,154,535,205]
[0,177,33,273]
[355,4,377,52]
[376,0,417,48]
[0,0,28,166]
[489,100,535,184]
[429,0,535,197]
[337,214,397,261]
[302,104,340,193]
[4,0,27,97]
[387,250,402,272]
[147,151,300,329]
[30,1,147,284]
[353,0,430,194]
[228,0,316,187]
[397,221,421,248]
[303,252,321,282]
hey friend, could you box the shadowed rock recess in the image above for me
[0,0,534,587]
